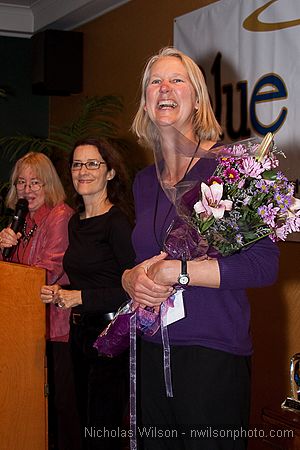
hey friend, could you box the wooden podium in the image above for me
[0,261,47,450]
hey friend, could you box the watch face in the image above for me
[179,275,189,285]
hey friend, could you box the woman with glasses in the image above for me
[41,137,136,450]
[0,152,72,268]
[0,151,80,450]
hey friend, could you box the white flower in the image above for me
[194,183,233,219]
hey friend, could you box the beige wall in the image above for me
[50,0,217,166]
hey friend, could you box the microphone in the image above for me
[2,198,29,260]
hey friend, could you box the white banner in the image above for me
[174,0,300,191]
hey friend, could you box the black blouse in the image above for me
[63,206,135,314]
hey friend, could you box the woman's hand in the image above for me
[55,289,82,309]
[0,227,22,249]
[148,255,221,289]
[122,253,174,308]
[41,285,81,309]
[40,284,61,304]
[147,258,180,286]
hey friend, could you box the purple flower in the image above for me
[236,234,243,244]
[285,216,300,233]
[218,156,234,167]
[261,157,272,171]
[224,167,240,183]
[258,203,279,227]
[238,178,246,189]
[273,225,289,241]
[255,179,270,193]
[207,176,223,186]
[231,144,248,156]
[242,196,251,206]
[287,184,295,196]
[276,171,288,182]
[261,155,279,171]
[274,191,291,212]
[240,157,264,178]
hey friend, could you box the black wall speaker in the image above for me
[31,30,83,95]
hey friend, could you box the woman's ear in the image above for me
[107,168,116,181]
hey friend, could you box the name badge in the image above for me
[163,289,185,326]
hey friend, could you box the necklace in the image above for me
[153,139,200,250]
[22,221,37,243]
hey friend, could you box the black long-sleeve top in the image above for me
[63,206,135,314]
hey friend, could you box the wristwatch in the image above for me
[178,258,190,286]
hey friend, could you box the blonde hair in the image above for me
[6,152,66,209]
[131,47,222,149]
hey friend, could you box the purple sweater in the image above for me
[132,159,279,356]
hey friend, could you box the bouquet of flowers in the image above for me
[188,133,300,256]
[94,132,300,359]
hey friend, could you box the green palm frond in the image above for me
[0,135,51,161]
[0,94,125,161]
[0,89,7,99]
[81,95,124,116]
[49,94,124,152]
[0,179,10,227]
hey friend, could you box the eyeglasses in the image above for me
[71,160,106,171]
[15,180,44,192]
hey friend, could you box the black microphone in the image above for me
[2,198,29,260]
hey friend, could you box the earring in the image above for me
[108,169,116,181]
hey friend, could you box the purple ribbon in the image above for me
[161,319,173,397]
[129,312,137,450]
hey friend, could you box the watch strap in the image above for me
[181,258,187,275]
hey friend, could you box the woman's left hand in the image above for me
[56,289,83,309]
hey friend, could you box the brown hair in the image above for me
[70,137,134,223]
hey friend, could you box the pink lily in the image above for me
[194,183,233,219]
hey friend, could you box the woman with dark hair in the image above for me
[41,137,135,450]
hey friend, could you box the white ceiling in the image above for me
[0,0,130,38]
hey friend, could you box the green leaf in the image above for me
[199,215,215,233]
[262,170,277,181]
[0,94,125,162]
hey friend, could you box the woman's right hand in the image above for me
[0,227,21,249]
[121,253,174,308]
[40,284,61,304]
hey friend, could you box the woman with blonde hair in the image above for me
[0,151,79,450]
[122,47,279,450]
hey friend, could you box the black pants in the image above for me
[70,314,129,450]
[47,341,81,450]
[139,340,251,450]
